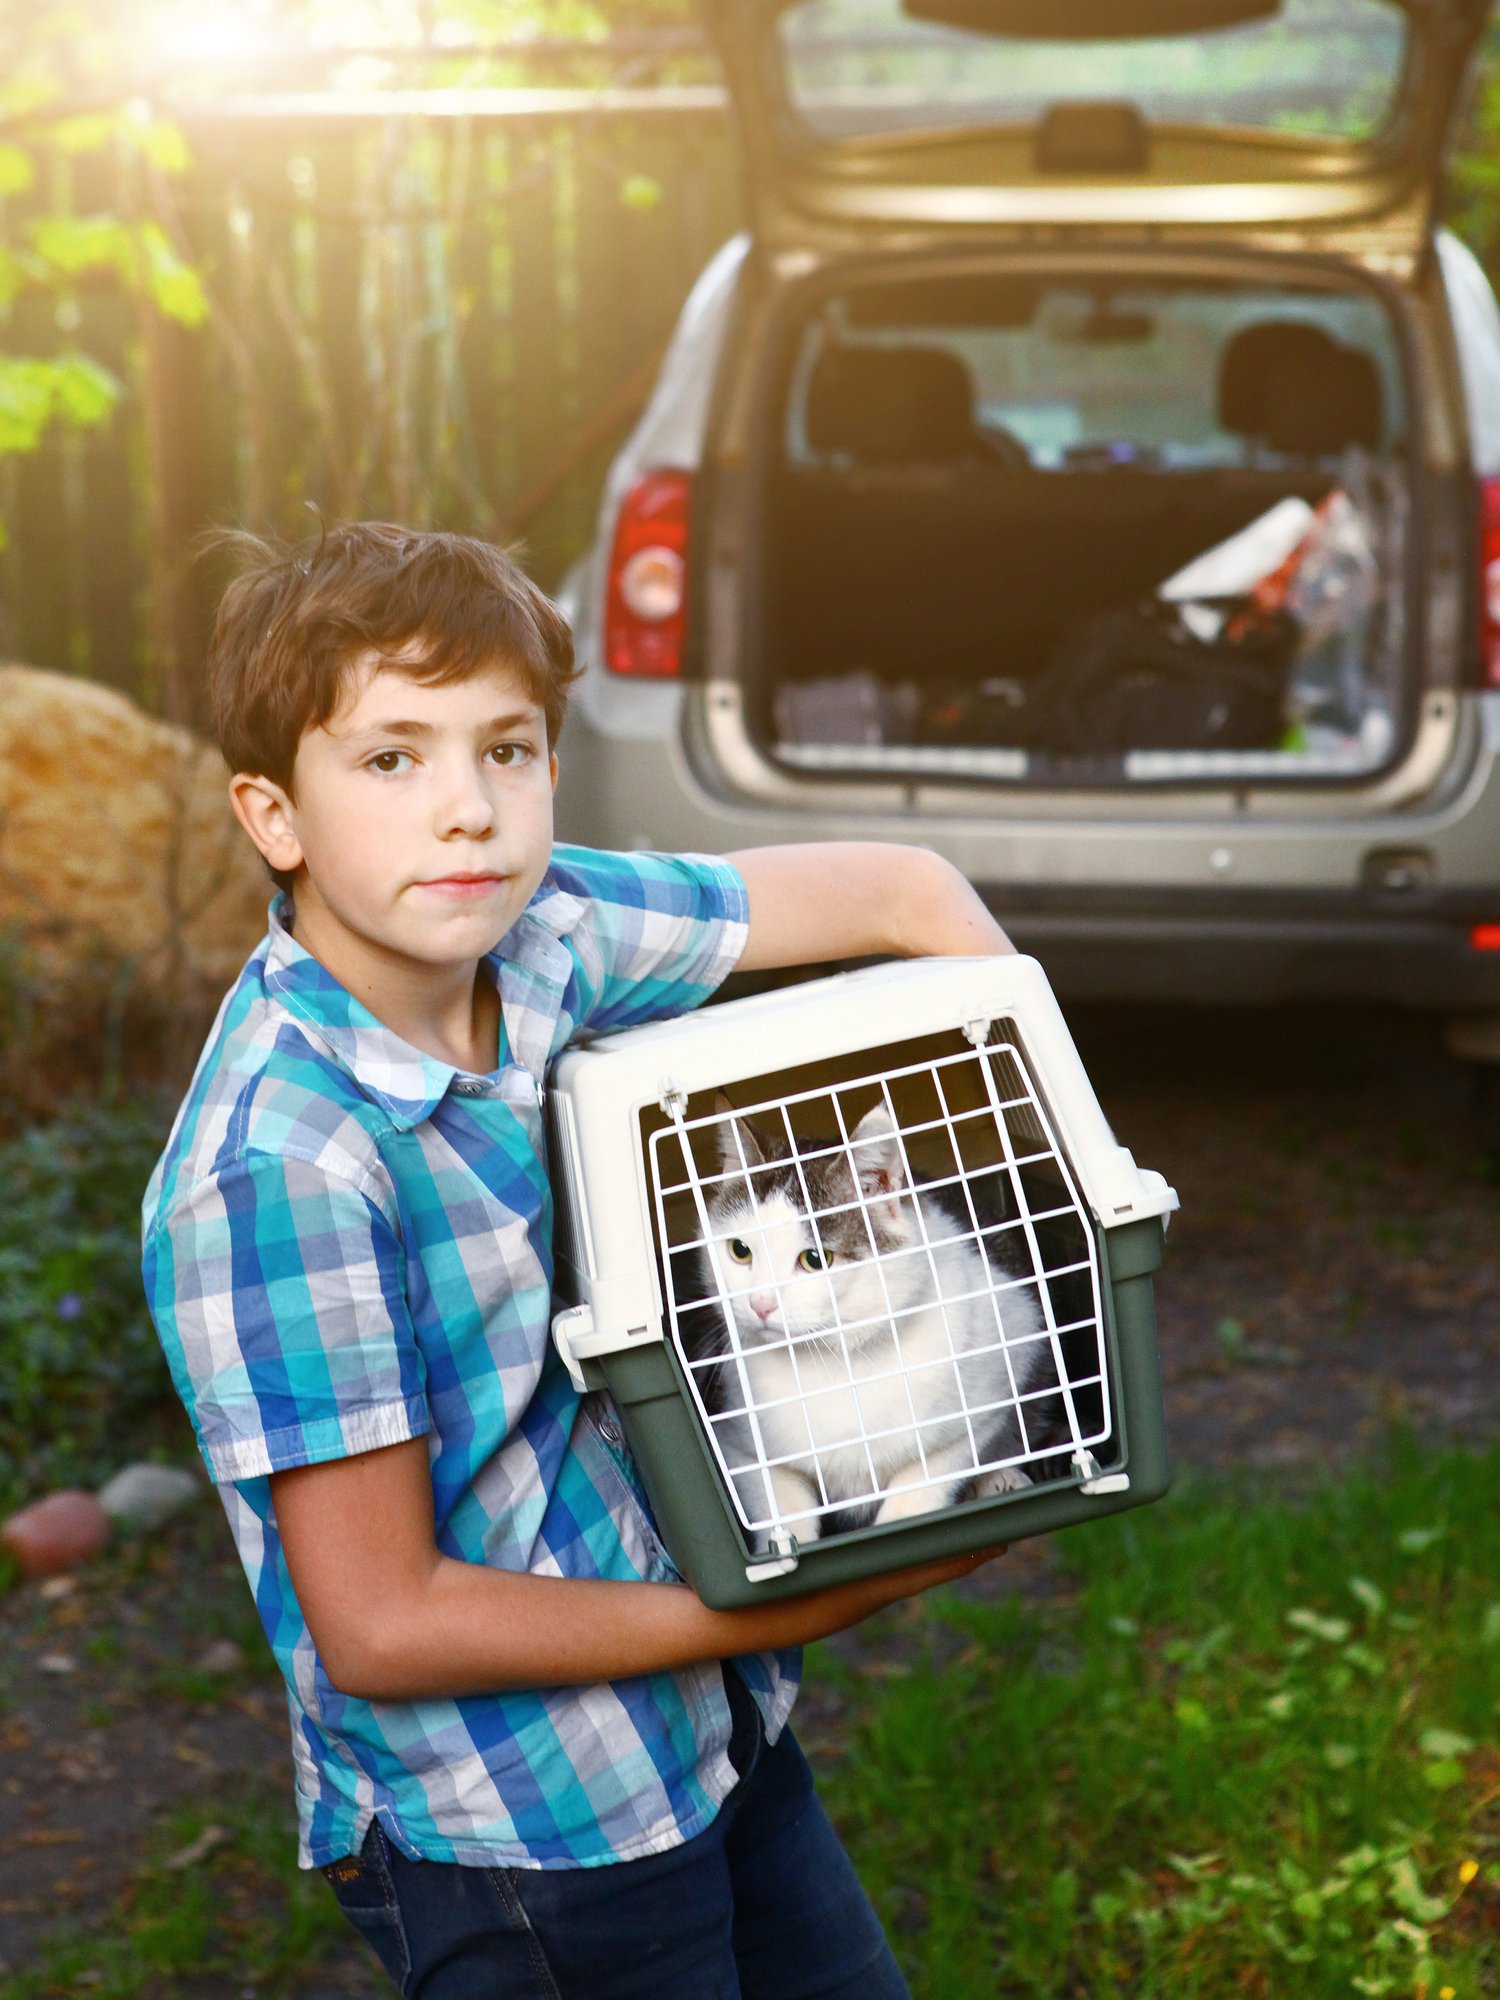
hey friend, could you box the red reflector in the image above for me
[604,470,691,679]
[1479,477,1500,689]
[1472,924,1500,952]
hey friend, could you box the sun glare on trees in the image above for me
[147,0,283,69]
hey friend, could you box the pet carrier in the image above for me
[547,955,1175,1609]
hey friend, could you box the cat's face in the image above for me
[700,1102,915,1347]
[704,1184,841,1342]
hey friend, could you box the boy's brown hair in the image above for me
[207,519,579,794]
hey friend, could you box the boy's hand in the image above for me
[707,1544,1009,1656]
[729,844,1013,973]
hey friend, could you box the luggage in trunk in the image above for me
[757,272,1412,784]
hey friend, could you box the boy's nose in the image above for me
[436,766,497,838]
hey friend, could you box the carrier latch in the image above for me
[744,1531,800,1584]
[1072,1448,1131,1497]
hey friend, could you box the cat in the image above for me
[680,1097,1051,1543]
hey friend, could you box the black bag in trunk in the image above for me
[1037,602,1298,755]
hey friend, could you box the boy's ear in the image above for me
[549,750,559,794]
[229,771,304,878]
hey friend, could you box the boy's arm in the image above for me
[726,843,1013,972]
[270,1437,997,1701]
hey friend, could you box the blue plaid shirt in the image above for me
[141,844,798,1871]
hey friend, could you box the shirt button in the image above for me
[599,1417,622,1445]
[453,1080,483,1097]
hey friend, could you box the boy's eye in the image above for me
[487,741,534,767]
[726,1239,753,1265]
[367,750,412,775]
[797,1247,828,1273]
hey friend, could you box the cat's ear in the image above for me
[714,1095,765,1172]
[849,1104,907,1204]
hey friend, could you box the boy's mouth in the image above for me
[418,872,507,900]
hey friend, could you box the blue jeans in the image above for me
[322,1673,911,2000]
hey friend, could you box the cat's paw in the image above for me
[973,1464,1032,1498]
[873,1483,947,1527]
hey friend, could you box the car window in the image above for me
[777,0,1408,143]
[788,281,1405,470]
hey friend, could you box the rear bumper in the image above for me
[981,897,1500,1009]
[553,684,1500,1014]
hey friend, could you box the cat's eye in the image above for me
[796,1247,829,1273]
[726,1238,753,1265]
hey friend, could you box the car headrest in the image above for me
[804,341,982,464]
[1218,321,1383,456]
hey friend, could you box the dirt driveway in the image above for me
[1079,999,1500,1472]
[2,1000,1496,1994]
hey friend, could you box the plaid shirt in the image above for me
[141,844,798,1871]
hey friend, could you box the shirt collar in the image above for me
[259,875,588,1130]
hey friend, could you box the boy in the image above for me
[142,521,1013,1999]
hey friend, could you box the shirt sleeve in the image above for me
[143,1151,431,1486]
[548,844,751,1038]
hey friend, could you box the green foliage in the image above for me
[1450,25,1500,279]
[819,1438,1500,1998]
[26,212,206,323]
[0,8,206,491]
[0,348,117,453]
[0,1097,176,1514]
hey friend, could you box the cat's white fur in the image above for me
[697,1103,1048,1540]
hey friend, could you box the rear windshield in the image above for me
[777,0,1408,143]
[787,278,1406,469]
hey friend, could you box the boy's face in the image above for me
[231,652,558,984]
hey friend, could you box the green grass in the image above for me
[0,1773,355,2000]
[11,1434,1500,1999]
[818,1433,1500,2000]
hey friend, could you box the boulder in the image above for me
[96,1461,202,1533]
[0,664,267,991]
[1,1489,113,1578]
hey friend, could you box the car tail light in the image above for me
[1472,924,1500,952]
[1480,477,1500,688]
[604,471,691,679]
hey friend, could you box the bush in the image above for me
[0,1095,180,1512]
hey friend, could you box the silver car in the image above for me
[557,0,1500,1067]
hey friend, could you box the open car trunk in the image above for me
[749,264,1415,785]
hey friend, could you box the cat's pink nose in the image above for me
[749,1291,779,1322]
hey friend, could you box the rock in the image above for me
[0,664,267,993]
[193,1638,246,1676]
[162,1823,229,1872]
[96,1462,201,1534]
[37,1652,78,1676]
[1,1490,113,1579]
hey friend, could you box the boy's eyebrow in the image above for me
[340,708,544,743]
